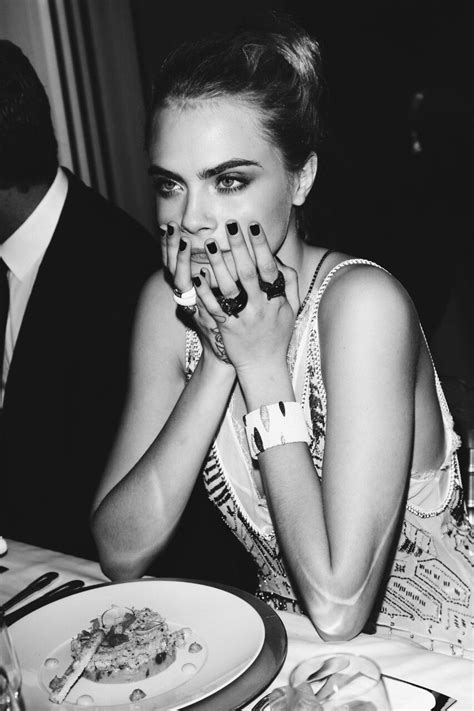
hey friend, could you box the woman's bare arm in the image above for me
[239,265,420,640]
[91,271,235,580]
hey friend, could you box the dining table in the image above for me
[1,538,472,710]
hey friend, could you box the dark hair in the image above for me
[0,40,58,190]
[147,12,324,174]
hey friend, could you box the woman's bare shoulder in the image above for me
[134,268,187,361]
[319,257,419,337]
[139,268,182,323]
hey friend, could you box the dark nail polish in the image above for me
[200,268,207,277]
[159,226,166,237]
[250,223,260,236]
[179,238,187,251]
[192,275,201,287]
[227,221,238,236]
[167,224,174,236]
[206,241,218,254]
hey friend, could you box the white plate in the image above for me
[10,579,266,710]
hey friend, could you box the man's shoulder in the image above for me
[64,170,149,231]
[60,169,160,265]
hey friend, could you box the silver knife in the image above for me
[0,571,59,612]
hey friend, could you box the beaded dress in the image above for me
[184,259,474,658]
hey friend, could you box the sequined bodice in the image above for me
[185,259,474,658]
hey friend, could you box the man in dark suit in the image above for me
[0,39,258,592]
[0,40,160,560]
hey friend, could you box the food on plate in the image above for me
[48,605,187,703]
[129,688,146,701]
[49,628,105,704]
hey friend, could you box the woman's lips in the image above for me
[190,250,232,264]
[190,251,210,264]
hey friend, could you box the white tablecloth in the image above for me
[1,539,472,710]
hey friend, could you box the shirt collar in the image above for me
[0,167,69,281]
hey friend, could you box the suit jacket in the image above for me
[1,169,160,560]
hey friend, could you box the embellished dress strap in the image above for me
[300,258,387,413]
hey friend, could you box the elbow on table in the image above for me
[305,597,367,643]
[91,524,149,582]
[98,554,145,582]
[314,622,361,644]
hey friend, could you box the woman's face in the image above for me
[148,98,301,278]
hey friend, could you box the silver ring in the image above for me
[173,286,197,307]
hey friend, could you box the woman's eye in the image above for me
[216,174,248,194]
[154,178,181,198]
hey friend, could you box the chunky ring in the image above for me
[173,286,197,307]
[216,281,248,317]
[178,304,198,316]
[258,270,286,300]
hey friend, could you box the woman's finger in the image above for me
[174,233,193,293]
[247,222,280,288]
[159,225,168,268]
[192,271,228,323]
[203,239,239,297]
[225,221,260,297]
[164,221,181,279]
[277,261,300,314]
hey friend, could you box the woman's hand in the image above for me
[161,221,235,368]
[192,220,299,376]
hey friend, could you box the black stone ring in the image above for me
[258,270,286,300]
[216,281,248,317]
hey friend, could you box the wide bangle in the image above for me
[243,401,310,459]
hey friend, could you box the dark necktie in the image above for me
[0,258,9,378]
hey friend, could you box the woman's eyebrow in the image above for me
[148,159,262,183]
[148,165,181,181]
[198,159,262,179]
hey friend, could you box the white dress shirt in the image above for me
[0,167,68,405]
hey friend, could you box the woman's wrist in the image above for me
[237,362,295,411]
[200,347,237,385]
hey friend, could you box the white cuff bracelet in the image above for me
[243,401,310,459]
[173,287,197,307]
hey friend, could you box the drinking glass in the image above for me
[289,653,392,710]
[0,614,21,703]
[0,667,22,711]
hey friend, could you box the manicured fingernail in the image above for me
[159,226,166,237]
[167,224,174,236]
[206,241,218,254]
[179,238,187,251]
[192,275,201,287]
[226,221,238,236]
[200,268,207,278]
[250,223,260,236]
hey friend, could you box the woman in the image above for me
[91,13,473,657]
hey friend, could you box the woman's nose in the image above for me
[180,189,217,235]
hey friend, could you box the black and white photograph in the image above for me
[1,1,472,709]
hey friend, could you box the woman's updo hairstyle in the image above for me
[147,11,324,174]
